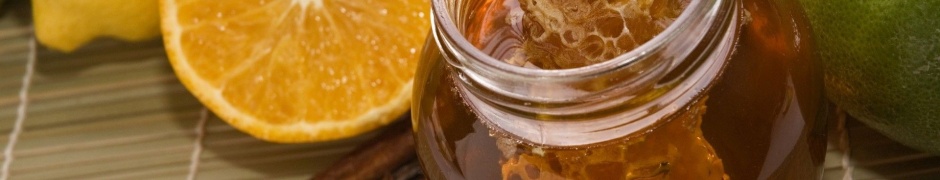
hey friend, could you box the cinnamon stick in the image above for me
[312,115,419,180]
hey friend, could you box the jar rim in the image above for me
[431,0,723,80]
[428,0,741,146]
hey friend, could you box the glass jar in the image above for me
[412,0,828,179]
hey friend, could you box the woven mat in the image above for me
[0,1,938,179]
[824,115,940,179]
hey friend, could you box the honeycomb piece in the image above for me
[498,99,727,179]
[519,0,687,69]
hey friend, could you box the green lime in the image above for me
[799,1,940,153]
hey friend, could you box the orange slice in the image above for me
[160,0,430,142]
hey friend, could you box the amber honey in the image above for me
[413,0,827,179]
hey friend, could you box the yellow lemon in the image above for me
[33,0,161,52]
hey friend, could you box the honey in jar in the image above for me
[412,0,828,179]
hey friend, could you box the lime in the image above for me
[800,1,940,153]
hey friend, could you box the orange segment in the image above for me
[161,0,430,142]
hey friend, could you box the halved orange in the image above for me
[160,0,430,142]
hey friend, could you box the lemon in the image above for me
[33,0,161,52]
[800,1,940,153]
[160,0,430,143]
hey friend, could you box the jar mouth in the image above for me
[430,0,740,146]
[431,0,718,81]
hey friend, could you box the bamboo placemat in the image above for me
[823,115,940,180]
[1,1,939,179]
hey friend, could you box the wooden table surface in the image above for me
[0,1,938,179]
